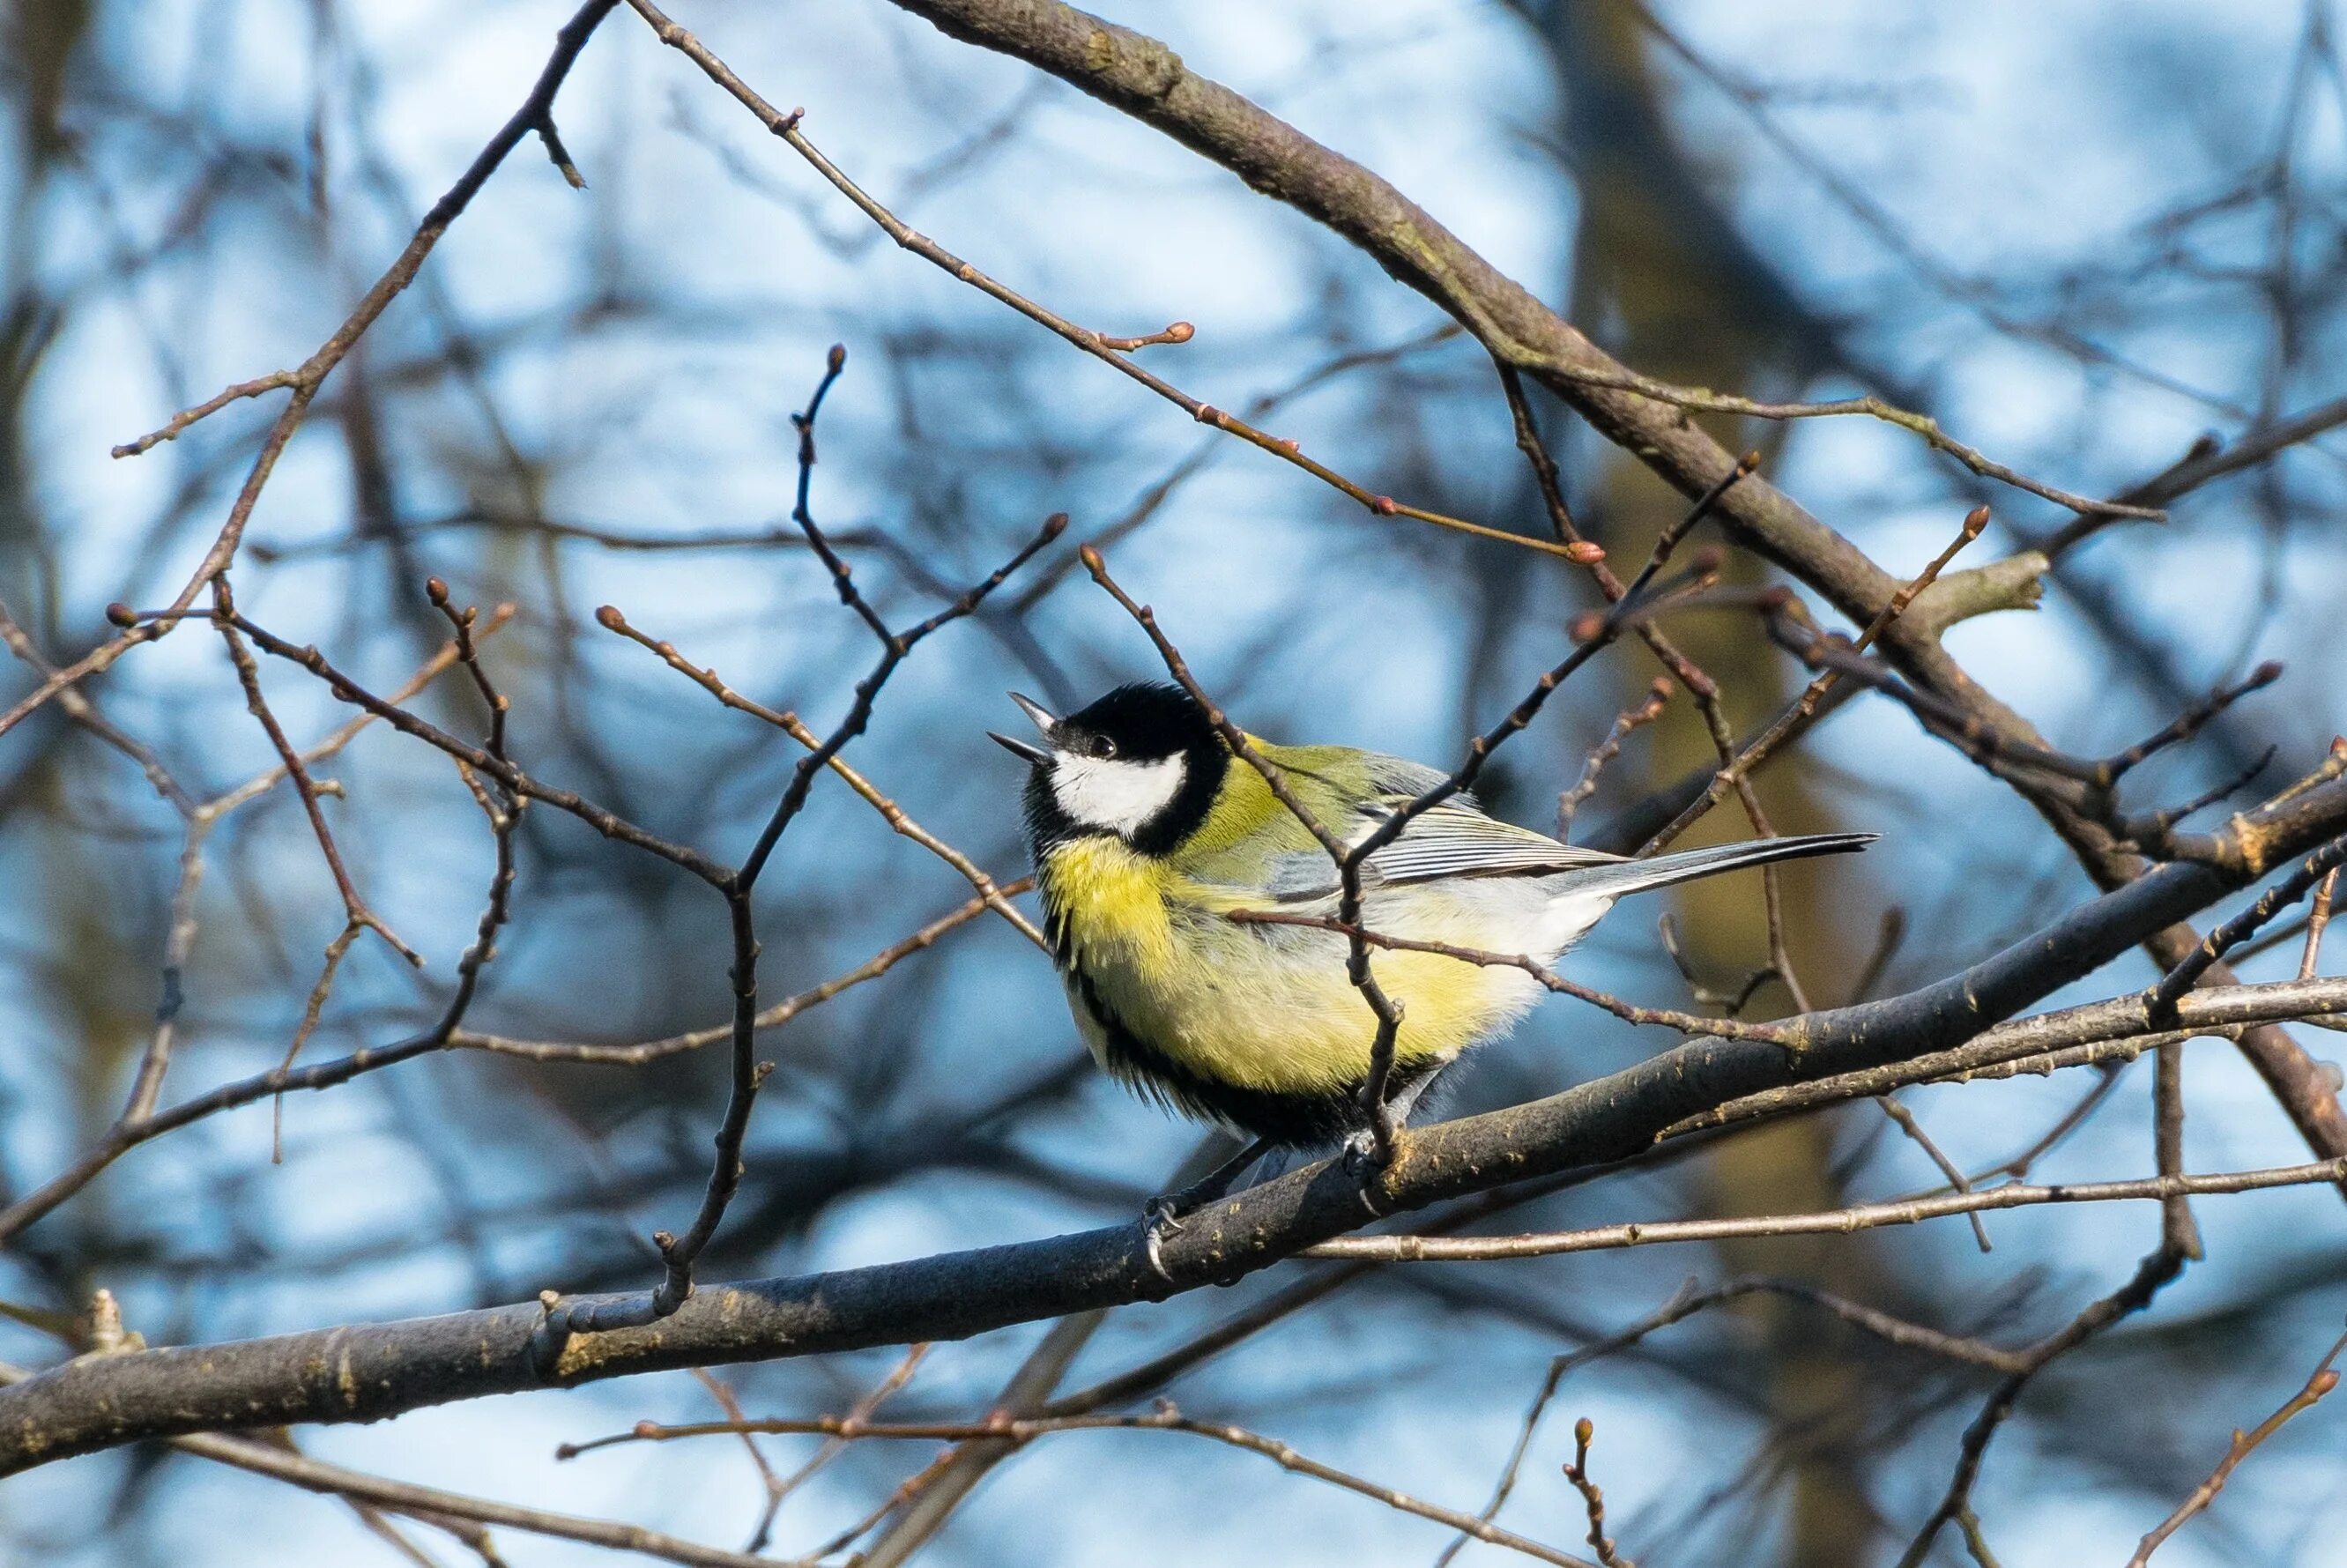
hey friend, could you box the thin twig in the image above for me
[2299,867,2337,980]
[1559,1418,1635,1568]
[621,0,1605,565]
[2125,1326,2347,1566]
[1529,363,2158,521]
[1645,507,1987,856]
[2150,831,2347,1021]
[1893,1243,2193,1568]
[563,1402,1601,1568]
[764,1345,931,1529]
[0,0,619,742]
[1875,1094,1993,1252]
[456,885,1026,1063]
[1303,1160,2347,1260]
[1557,680,1672,837]
[2153,1035,2205,1260]
[191,604,732,882]
[552,352,1060,1331]
[215,587,420,967]
[594,604,1044,948]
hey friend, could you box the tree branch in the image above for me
[4,769,2343,1473]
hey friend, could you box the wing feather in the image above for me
[1256,784,1621,901]
[1363,802,1622,884]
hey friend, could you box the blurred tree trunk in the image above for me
[1532,4,1878,1560]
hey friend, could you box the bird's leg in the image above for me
[1346,1065,1439,1160]
[1389,1069,1437,1120]
[1145,1136,1274,1227]
[1340,1066,1443,1209]
[1140,1136,1275,1280]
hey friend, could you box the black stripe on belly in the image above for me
[1058,949,1437,1150]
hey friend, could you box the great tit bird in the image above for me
[992,683,1872,1215]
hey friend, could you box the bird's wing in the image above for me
[1359,751,1452,798]
[1259,791,1622,901]
[1357,800,1623,885]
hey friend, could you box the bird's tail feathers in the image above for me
[1564,832,1876,901]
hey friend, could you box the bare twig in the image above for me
[215,588,421,968]
[1556,680,1672,837]
[2153,1036,2205,1261]
[548,351,1062,1332]
[456,884,1027,1064]
[0,610,521,1245]
[2150,831,2347,1021]
[1302,1161,2347,1260]
[593,604,1044,948]
[0,0,619,741]
[195,604,732,883]
[1526,367,2158,521]
[1432,1267,2027,1568]
[1893,1243,2192,1568]
[2303,867,2339,980]
[621,0,1605,565]
[1875,1094,1994,1252]
[2125,1326,2347,1566]
[1646,507,1989,856]
[563,1402,1601,1568]
[1559,1418,1635,1568]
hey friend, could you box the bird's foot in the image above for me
[1139,1193,1186,1284]
[1339,1118,1407,1217]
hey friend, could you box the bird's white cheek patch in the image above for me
[1051,754,1187,835]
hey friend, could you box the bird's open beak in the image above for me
[987,691,1058,766]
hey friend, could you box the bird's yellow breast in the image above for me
[1039,833,1541,1098]
[1041,835,1179,975]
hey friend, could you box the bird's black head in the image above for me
[991,683,1229,854]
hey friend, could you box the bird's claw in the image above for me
[1140,1194,1185,1284]
[1340,1125,1403,1217]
